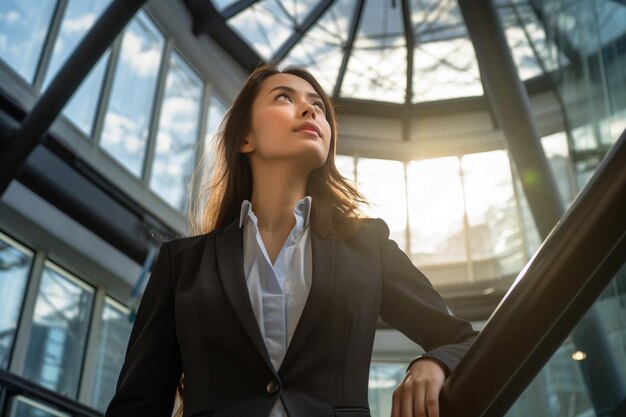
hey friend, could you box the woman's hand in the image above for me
[390,358,446,417]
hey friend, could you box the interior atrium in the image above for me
[0,0,624,416]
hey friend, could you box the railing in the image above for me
[0,368,103,417]
[440,128,626,416]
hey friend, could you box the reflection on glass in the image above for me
[368,363,405,417]
[357,158,407,250]
[23,263,94,398]
[227,0,297,60]
[149,53,203,212]
[541,132,575,207]
[513,171,541,257]
[283,0,355,95]
[10,396,69,417]
[91,298,133,412]
[407,157,466,269]
[462,150,525,279]
[497,3,565,80]
[0,236,32,369]
[100,13,164,177]
[341,0,406,103]
[410,0,483,102]
[506,262,626,417]
[43,0,112,135]
[0,0,56,83]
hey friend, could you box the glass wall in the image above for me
[43,0,113,135]
[99,12,165,177]
[149,53,203,211]
[530,0,626,189]
[0,1,226,217]
[22,262,94,398]
[0,231,135,412]
[0,234,32,370]
[337,148,529,286]
[0,0,56,83]
[91,298,133,412]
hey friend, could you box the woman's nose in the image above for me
[300,103,316,119]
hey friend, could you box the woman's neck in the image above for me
[249,162,309,235]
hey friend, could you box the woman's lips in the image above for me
[294,122,321,137]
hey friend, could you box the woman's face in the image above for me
[240,73,332,172]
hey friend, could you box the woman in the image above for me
[105,65,477,417]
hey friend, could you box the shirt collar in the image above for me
[239,196,312,229]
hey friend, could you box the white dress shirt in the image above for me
[239,196,313,417]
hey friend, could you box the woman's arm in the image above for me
[375,218,478,417]
[105,241,182,417]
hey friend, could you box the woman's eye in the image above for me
[314,101,326,113]
[277,93,292,102]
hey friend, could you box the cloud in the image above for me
[120,29,162,78]
[63,13,96,34]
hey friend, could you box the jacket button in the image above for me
[266,380,279,394]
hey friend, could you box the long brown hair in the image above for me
[187,64,367,239]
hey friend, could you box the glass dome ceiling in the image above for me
[203,0,565,105]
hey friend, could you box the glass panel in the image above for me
[513,167,541,257]
[227,0,294,61]
[99,13,164,177]
[279,0,319,25]
[497,4,546,80]
[149,53,203,212]
[407,156,467,283]
[462,150,525,280]
[43,0,112,135]
[203,95,227,178]
[368,363,405,417]
[0,0,57,83]
[212,0,239,12]
[335,154,355,184]
[22,263,94,398]
[10,396,69,417]
[541,132,575,207]
[282,0,355,95]
[0,235,32,369]
[497,2,568,80]
[410,0,483,102]
[357,158,407,251]
[91,298,133,413]
[506,262,626,417]
[341,0,406,103]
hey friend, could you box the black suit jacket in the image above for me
[105,217,477,417]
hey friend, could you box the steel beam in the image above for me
[271,0,334,64]
[401,0,414,105]
[222,0,263,19]
[458,0,564,240]
[333,0,365,98]
[0,0,148,196]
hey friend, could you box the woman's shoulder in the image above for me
[341,217,389,242]
[160,231,216,259]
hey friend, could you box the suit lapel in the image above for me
[279,231,335,373]
[215,218,273,370]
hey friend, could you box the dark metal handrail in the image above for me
[440,129,626,416]
[0,368,103,417]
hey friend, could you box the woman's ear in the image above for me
[240,137,254,154]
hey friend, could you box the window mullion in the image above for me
[8,249,47,375]
[32,0,69,92]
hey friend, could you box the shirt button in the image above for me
[266,380,280,394]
